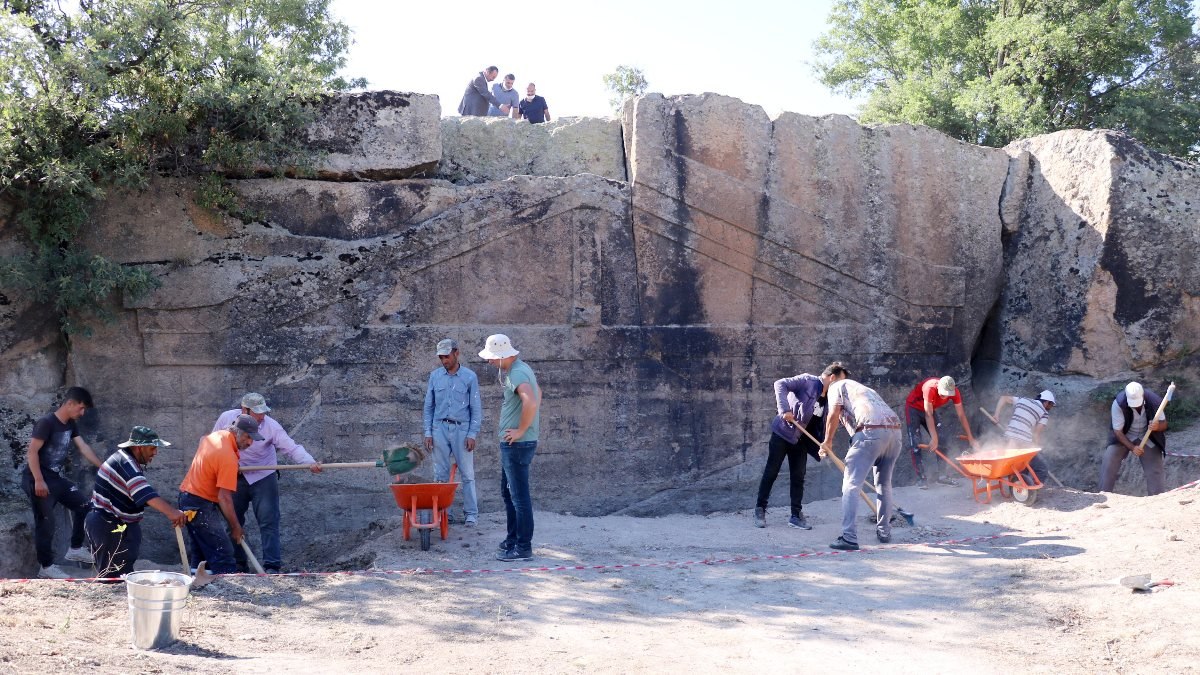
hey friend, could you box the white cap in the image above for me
[1125,382,1144,407]
[1038,390,1056,405]
[937,376,956,397]
[478,334,519,360]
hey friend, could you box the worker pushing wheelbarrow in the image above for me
[923,442,1044,505]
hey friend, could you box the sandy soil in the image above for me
[2,454,1198,675]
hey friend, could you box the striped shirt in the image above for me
[1004,397,1048,445]
[90,450,160,523]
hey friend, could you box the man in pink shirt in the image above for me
[213,393,321,572]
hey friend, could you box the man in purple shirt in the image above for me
[212,393,321,572]
[753,371,829,530]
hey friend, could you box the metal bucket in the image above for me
[124,570,192,650]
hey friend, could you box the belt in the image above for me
[856,423,901,431]
[440,418,464,425]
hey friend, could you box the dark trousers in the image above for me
[21,468,89,567]
[232,473,282,571]
[905,406,952,481]
[85,509,140,579]
[179,491,238,574]
[499,441,537,552]
[756,426,819,516]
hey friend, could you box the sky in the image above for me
[330,0,862,120]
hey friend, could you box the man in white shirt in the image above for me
[1099,382,1167,495]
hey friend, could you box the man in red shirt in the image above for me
[178,414,262,573]
[904,376,978,488]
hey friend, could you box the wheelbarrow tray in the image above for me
[390,480,459,549]
[937,447,1043,504]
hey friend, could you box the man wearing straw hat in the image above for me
[86,426,188,579]
[479,334,541,562]
[213,393,321,573]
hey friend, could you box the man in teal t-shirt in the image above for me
[479,334,541,562]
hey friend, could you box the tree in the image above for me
[813,0,1200,157]
[0,0,363,334]
[602,65,649,114]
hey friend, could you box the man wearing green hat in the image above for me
[86,426,189,578]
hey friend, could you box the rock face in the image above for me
[439,116,625,184]
[991,130,1200,379]
[303,91,441,180]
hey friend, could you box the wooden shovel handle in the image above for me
[239,461,379,472]
[239,539,267,574]
[1136,382,1175,455]
[792,423,878,515]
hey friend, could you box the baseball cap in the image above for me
[1125,382,1144,408]
[241,392,271,414]
[232,414,265,441]
[117,425,172,448]
[436,338,458,356]
[478,334,519,360]
[937,376,956,397]
[1037,390,1056,405]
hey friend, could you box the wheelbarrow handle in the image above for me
[239,462,381,472]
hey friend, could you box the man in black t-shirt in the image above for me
[21,387,102,578]
[518,83,551,124]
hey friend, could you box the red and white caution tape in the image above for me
[0,534,1008,583]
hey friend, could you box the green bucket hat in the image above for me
[117,425,172,448]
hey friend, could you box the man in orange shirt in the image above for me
[179,414,262,573]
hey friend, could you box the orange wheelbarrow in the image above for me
[389,466,459,551]
[933,446,1044,505]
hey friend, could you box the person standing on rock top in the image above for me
[752,371,828,530]
[489,73,520,118]
[213,393,321,573]
[423,338,483,526]
[479,334,541,562]
[20,386,102,579]
[1100,382,1168,495]
[904,375,979,488]
[819,363,902,551]
[459,66,511,117]
[517,83,551,124]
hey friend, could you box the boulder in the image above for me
[439,116,625,183]
[302,91,441,180]
[993,130,1200,378]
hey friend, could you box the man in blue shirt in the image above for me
[518,83,551,124]
[423,338,483,525]
[754,372,827,530]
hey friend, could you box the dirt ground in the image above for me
[2,452,1198,675]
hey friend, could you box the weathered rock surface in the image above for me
[990,130,1200,379]
[302,91,441,180]
[439,116,625,184]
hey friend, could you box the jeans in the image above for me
[1099,443,1165,495]
[433,420,477,520]
[499,441,537,551]
[755,428,818,516]
[179,491,238,574]
[85,509,140,579]
[841,428,902,544]
[21,468,89,567]
[905,406,952,481]
[232,473,282,571]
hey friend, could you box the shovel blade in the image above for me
[1120,573,1153,591]
[191,561,215,589]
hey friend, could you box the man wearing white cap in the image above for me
[993,390,1056,483]
[423,338,483,525]
[479,334,541,562]
[904,375,979,488]
[1100,382,1168,495]
[213,393,321,572]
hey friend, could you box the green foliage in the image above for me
[0,0,363,334]
[602,65,649,113]
[814,0,1200,157]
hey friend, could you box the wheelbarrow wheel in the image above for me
[1012,485,1037,505]
[419,509,433,551]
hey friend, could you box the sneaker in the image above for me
[496,547,533,562]
[876,530,892,544]
[936,475,960,487]
[464,518,477,528]
[788,514,812,530]
[38,565,73,579]
[264,565,282,574]
[828,536,860,551]
[498,539,515,553]
[753,507,766,528]
[918,479,930,490]
[65,547,93,564]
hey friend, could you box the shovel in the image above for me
[240,445,425,477]
[793,423,915,526]
[191,561,215,589]
[1119,573,1175,592]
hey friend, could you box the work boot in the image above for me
[753,507,766,528]
[828,536,860,551]
[65,546,94,564]
[38,564,72,579]
[788,514,812,530]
